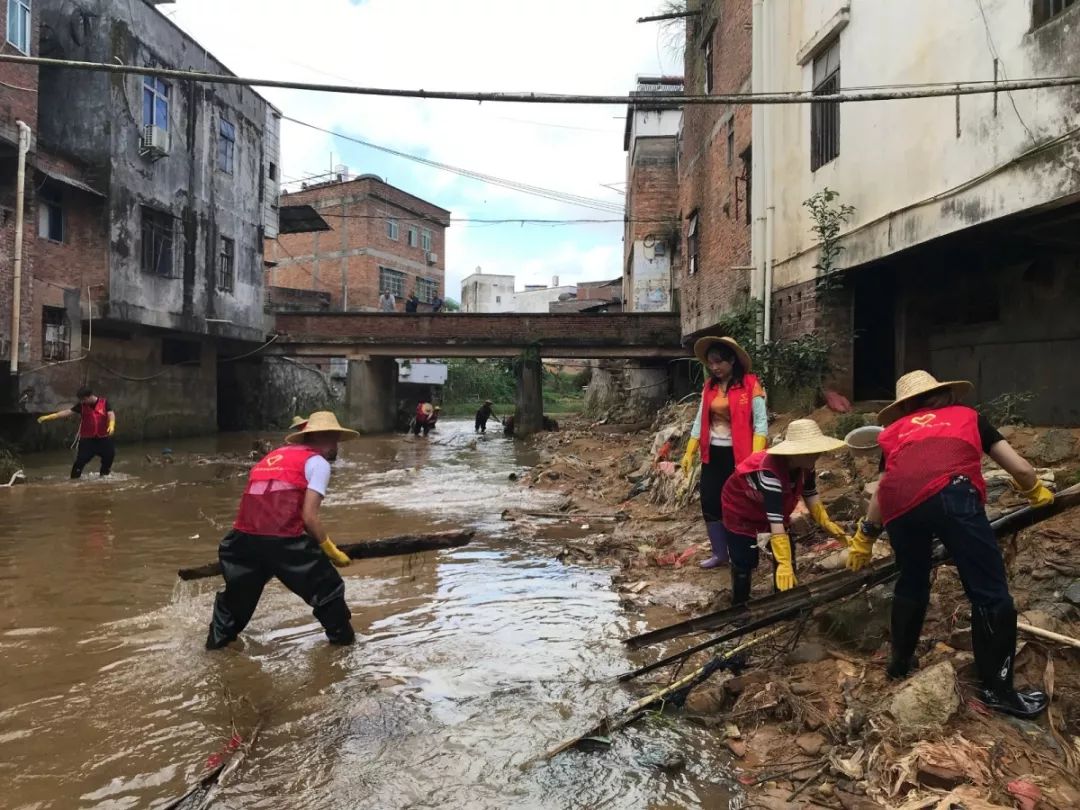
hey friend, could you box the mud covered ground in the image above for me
[512,407,1080,809]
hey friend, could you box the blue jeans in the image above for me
[886,478,1012,610]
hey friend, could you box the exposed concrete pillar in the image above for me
[514,347,543,437]
[345,356,397,434]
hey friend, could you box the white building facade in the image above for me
[460,271,516,313]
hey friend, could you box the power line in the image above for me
[311,212,670,226]
[5,53,1080,106]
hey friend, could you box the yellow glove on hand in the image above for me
[319,537,351,567]
[769,533,798,591]
[107,416,116,437]
[846,527,874,572]
[809,501,846,541]
[680,437,700,477]
[752,434,768,452]
[37,411,64,424]
[1012,479,1054,509]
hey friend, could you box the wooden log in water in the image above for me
[177,530,475,581]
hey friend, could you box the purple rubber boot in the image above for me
[699,521,730,569]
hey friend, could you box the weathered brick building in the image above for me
[268,174,450,312]
[677,0,754,340]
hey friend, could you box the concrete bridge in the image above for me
[269,312,684,435]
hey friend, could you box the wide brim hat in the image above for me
[693,336,752,372]
[877,370,974,426]
[767,418,846,456]
[289,415,308,429]
[286,411,360,444]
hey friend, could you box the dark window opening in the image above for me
[811,39,841,171]
[726,121,735,167]
[687,211,700,276]
[38,186,64,242]
[703,35,714,94]
[162,338,201,366]
[1034,0,1077,26]
[740,146,753,226]
[218,236,235,292]
[42,307,70,361]
[268,162,278,181]
[141,206,176,277]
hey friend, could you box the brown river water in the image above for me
[1,421,733,809]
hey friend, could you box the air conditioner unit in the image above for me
[140,125,169,156]
[426,251,438,265]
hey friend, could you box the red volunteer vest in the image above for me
[233,445,321,537]
[79,397,110,438]
[700,373,760,465]
[877,405,986,524]
[416,403,434,424]
[721,450,804,537]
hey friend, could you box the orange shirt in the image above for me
[708,378,765,440]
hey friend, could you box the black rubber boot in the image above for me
[886,594,928,680]
[971,603,1048,719]
[731,567,753,607]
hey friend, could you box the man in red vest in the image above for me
[206,411,359,650]
[37,385,117,478]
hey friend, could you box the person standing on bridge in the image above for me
[681,337,768,570]
[405,293,420,313]
[379,289,396,312]
[205,411,358,650]
[37,385,117,478]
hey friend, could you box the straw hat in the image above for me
[877,370,974,426]
[289,415,308,429]
[693,336,752,372]
[286,411,359,444]
[484,399,493,404]
[766,419,846,456]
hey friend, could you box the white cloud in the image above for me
[167,0,681,300]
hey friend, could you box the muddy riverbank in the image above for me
[2,422,740,809]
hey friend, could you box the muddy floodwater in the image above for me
[1,421,734,809]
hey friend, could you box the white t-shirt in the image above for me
[304,455,332,496]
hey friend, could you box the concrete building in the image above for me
[268,174,450,312]
[757,0,1080,421]
[677,0,754,338]
[622,76,682,314]
[1,0,281,442]
[514,280,578,313]
[460,270,517,313]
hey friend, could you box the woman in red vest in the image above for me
[37,385,117,478]
[206,412,359,650]
[847,371,1053,718]
[721,419,849,605]
[680,337,768,569]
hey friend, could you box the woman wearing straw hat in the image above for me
[721,419,848,604]
[206,411,360,649]
[847,370,1052,718]
[680,336,769,569]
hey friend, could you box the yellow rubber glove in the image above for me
[37,410,67,424]
[319,537,351,567]
[809,500,847,541]
[752,434,767,452]
[107,416,116,437]
[1012,479,1054,508]
[846,526,874,572]
[770,533,798,591]
[680,437,700,477]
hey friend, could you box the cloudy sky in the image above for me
[166,0,681,302]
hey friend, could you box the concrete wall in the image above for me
[461,273,517,312]
[37,0,272,343]
[765,0,1080,290]
[514,285,578,313]
[217,357,344,432]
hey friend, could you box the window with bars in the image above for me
[811,39,841,171]
[379,266,405,298]
[386,219,399,240]
[141,206,177,277]
[42,306,70,361]
[416,278,438,304]
[38,186,64,243]
[7,0,30,54]
[218,236,235,292]
[420,228,432,252]
[687,211,699,276]
[1034,0,1077,25]
[218,119,236,174]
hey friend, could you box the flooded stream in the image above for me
[1,421,734,809]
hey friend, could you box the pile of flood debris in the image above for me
[516,411,1080,809]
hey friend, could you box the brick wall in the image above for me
[0,0,39,146]
[771,278,854,397]
[677,0,753,339]
[268,176,449,311]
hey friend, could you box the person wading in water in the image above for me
[721,419,849,606]
[37,385,117,478]
[205,411,358,649]
[681,337,768,570]
[847,371,1053,718]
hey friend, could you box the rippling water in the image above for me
[0,421,733,809]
